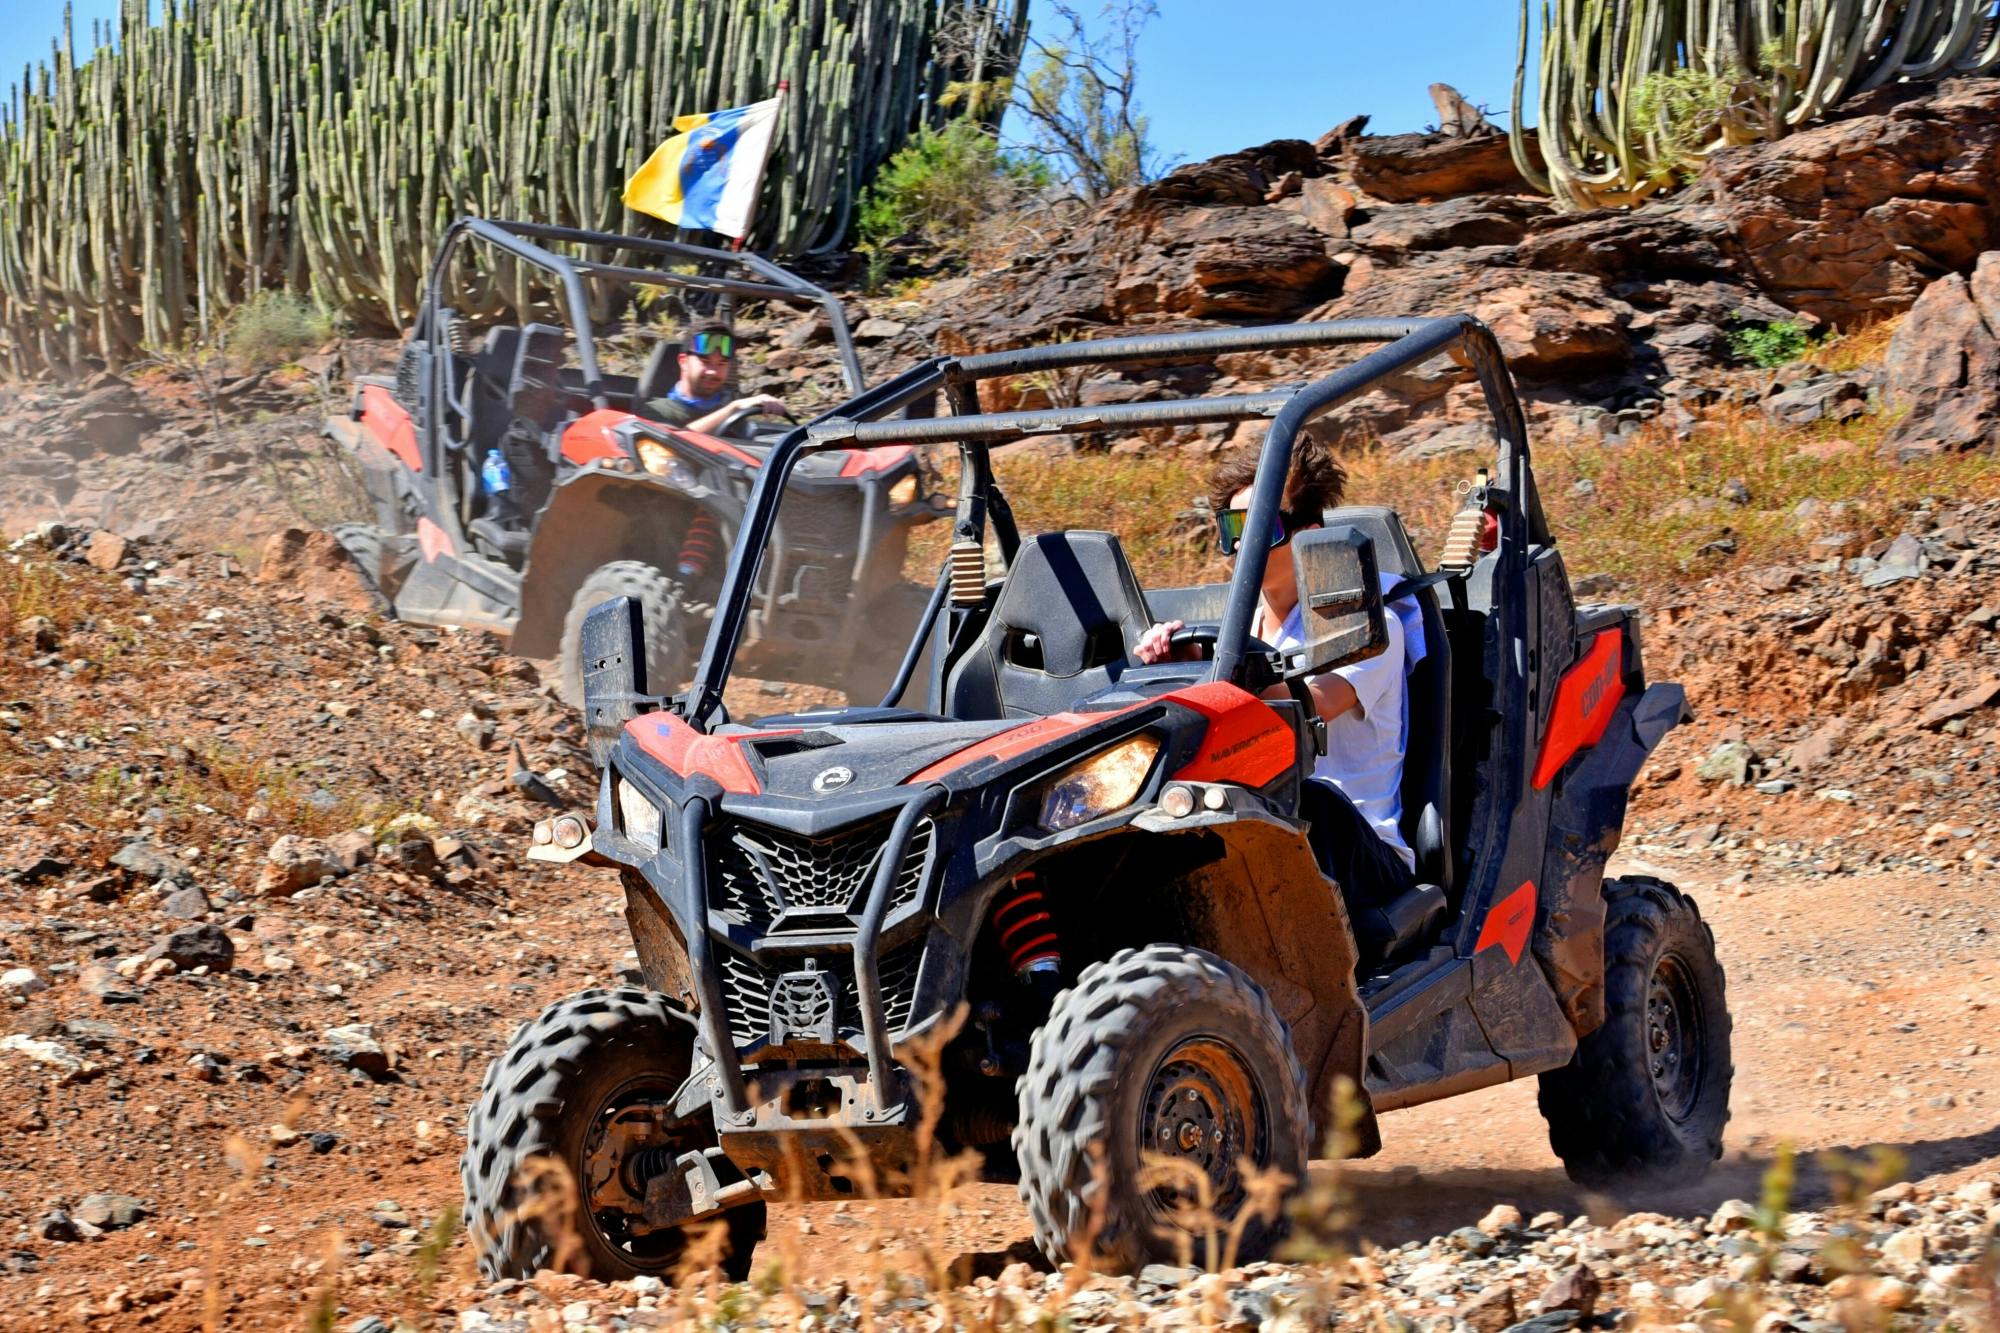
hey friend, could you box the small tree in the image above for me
[1008,1,1166,203]
[858,119,1052,253]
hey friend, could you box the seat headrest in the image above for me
[638,341,681,404]
[991,532,1152,679]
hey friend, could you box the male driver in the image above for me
[641,317,787,434]
[1133,439,1420,914]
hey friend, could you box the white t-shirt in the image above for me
[1273,583,1416,872]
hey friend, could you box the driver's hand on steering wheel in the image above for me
[731,393,788,416]
[1134,620,1186,665]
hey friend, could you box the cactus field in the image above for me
[0,0,1029,376]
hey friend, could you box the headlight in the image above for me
[614,777,664,853]
[888,474,920,506]
[1035,735,1159,832]
[637,439,700,489]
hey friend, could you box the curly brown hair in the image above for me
[1206,435,1348,528]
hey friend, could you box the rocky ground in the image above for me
[2,507,1998,1330]
[4,76,2000,1333]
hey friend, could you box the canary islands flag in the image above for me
[623,97,781,239]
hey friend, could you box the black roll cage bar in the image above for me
[683,315,1549,731]
[414,216,867,422]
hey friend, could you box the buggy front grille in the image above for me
[716,938,927,1050]
[778,488,866,551]
[709,815,932,931]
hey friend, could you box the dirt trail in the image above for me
[784,855,2000,1276]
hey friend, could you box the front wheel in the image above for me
[1538,876,1732,1188]
[556,560,695,708]
[460,988,763,1281]
[1013,945,1312,1272]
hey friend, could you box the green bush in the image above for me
[221,291,334,368]
[857,119,1051,251]
[1728,319,1816,369]
[1631,66,1733,183]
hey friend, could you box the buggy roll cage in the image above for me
[410,217,866,470]
[682,315,1551,731]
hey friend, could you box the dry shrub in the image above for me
[221,291,333,371]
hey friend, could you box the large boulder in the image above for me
[1347,130,1538,203]
[1105,207,1340,322]
[1878,254,2000,461]
[1323,261,1631,379]
[1694,79,2000,327]
[1351,194,1554,254]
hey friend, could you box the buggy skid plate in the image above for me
[716,1066,917,1201]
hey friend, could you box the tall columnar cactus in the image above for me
[0,0,1031,377]
[1513,0,2000,211]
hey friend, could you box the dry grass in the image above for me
[71,737,415,841]
[920,403,2000,600]
[1813,316,1904,375]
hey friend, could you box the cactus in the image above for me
[1513,0,2000,211]
[0,0,1031,376]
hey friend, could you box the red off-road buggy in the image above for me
[325,218,941,703]
[463,316,1731,1279]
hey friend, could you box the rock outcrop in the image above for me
[1692,79,2000,328]
[1347,129,1536,202]
[1878,252,2000,461]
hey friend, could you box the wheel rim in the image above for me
[1139,1036,1270,1229]
[1646,952,1706,1124]
[574,1071,696,1271]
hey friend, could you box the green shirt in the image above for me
[640,393,707,429]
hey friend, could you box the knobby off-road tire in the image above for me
[556,561,693,708]
[1538,876,1732,1188]
[1013,945,1312,1273]
[461,987,763,1282]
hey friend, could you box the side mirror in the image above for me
[1287,526,1388,675]
[581,594,648,766]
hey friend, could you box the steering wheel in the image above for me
[1171,622,1316,715]
[1168,621,1224,659]
[712,401,799,440]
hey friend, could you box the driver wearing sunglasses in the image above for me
[1133,439,1420,916]
[640,316,789,435]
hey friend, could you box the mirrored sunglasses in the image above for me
[689,331,735,358]
[1216,508,1289,557]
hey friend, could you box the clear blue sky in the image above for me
[5,1,1534,147]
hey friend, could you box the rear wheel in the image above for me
[1538,876,1732,1187]
[556,560,694,708]
[1013,945,1311,1272]
[461,987,763,1281]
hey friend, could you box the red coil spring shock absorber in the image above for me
[993,871,1061,983]
[676,511,721,582]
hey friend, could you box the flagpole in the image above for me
[729,80,787,254]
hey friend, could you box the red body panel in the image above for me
[560,408,638,465]
[838,445,914,477]
[1531,628,1626,790]
[360,384,420,473]
[626,715,795,795]
[905,681,1293,788]
[1167,681,1297,788]
[1475,880,1537,965]
[416,516,455,563]
[672,427,760,466]
[904,704,1145,784]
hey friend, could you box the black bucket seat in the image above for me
[942,531,1154,721]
